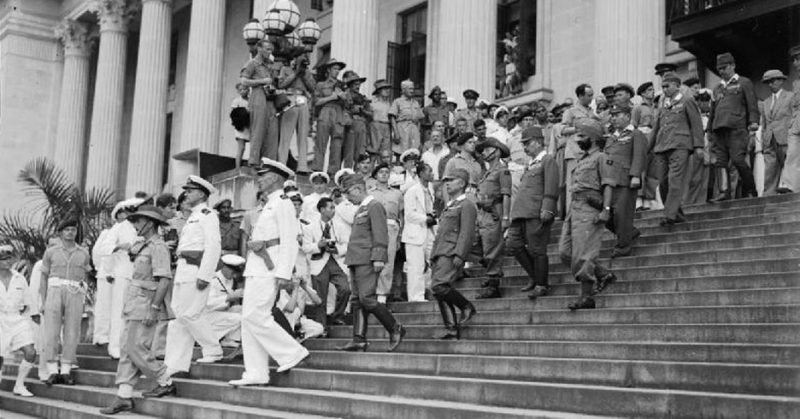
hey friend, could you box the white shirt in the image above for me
[177,202,222,282]
[0,270,34,316]
[422,145,450,179]
[105,220,138,280]
[245,190,299,279]
[205,271,234,312]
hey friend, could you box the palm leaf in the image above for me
[17,157,77,226]
[0,212,50,265]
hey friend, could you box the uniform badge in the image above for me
[201,208,210,215]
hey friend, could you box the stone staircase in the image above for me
[2,194,799,418]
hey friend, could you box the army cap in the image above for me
[636,82,653,96]
[520,127,544,144]
[609,104,632,115]
[476,137,510,158]
[613,83,635,97]
[442,168,470,185]
[716,52,735,67]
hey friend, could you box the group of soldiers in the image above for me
[2,46,799,412]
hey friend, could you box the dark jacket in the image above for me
[709,75,759,131]
[652,94,705,153]
[344,197,389,266]
[603,127,649,187]
[510,154,559,219]
[431,195,477,259]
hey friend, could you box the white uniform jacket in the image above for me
[176,202,221,283]
[244,190,299,279]
[402,181,435,246]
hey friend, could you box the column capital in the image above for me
[54,19,97,57]
[90,0,139,33]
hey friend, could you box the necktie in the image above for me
[322,222,331,239]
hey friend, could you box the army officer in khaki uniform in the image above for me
[604,105,648,257]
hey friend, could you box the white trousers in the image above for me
[165,264,222,373]
[405,231,433,302]
[240,275,309,383]
[202,307,242,343]
[107,276,128,358]
[92,276,112,345]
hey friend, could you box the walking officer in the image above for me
[337,174,406,352]
[473,137,512,299]
[558,120,618,310]
[605,105,648,257]
[100,206,175,414]
[506,127,559,299]
[155,176,223,396]
[430,168,478,339]
[708,52,760,201]
[229,158,310,386]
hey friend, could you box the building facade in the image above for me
[0,0,796,212]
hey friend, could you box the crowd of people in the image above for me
[1,46,799,414]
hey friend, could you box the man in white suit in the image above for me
[759,69,794,195]
[402,162,437,302]
[301,197,351,334]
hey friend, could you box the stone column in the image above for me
[330,0,379,83]
[178,0,226,154]
[428,0,496,107]
[125,0,173,196]
[593,0,665,88]
[53,20,95,185]
[84,0,136,193]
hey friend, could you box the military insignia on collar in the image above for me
[201,208,210,215]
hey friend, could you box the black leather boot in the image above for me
[444,289,476,326]
[434,297,459,340]
[475,278,501,299]
[337,308,369,352]
[709,168,731,203]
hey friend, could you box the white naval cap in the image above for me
[333,168,355,187]
[256,157,294,178]
[399,148,420,162]
[220,254,246,267]
[182,175,217,196]
[112,197,145,219]
[309,171,330,184]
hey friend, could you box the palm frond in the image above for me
[17,157,78,224]
[0,212,50,265]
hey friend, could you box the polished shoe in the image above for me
[60,373,75,385]
[610,247,632,258]
[12,385,33,397]
[459,304,477,326]
[336,341,369,352]
[222,346,244,362]
[142,383,177,398]
[195,355,223,364]
[709,190,731,203]
[388,324,406,352]
[527,285,550,300]
[276,352,309,373]
[776,187,793,194]
[434,327,459,340]
[659,217,685,226]
[474,286,500,299]
[99,397,134,414]
[592,272,617,295]
[520,282,536,292]
[228,378,269,387]
[44,373,61,386]
[568,297,596,310]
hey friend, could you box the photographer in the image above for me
[301,197,350,335]
[402,162,437,302]
[277,54,316,172]
[240,39,280,164]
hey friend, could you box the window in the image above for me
[162,113,173,187]
[168,32,179,86]
[387,5,427,102]
[497,0,536,99]
[311,0,324,11]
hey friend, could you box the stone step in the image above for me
[546,209,800,244]
[301,339,800,365]
[505,244,800,276]
[544,220,800,253]
[390,287,800,312]
[70,354,800,398]
[375,305,800,326]
[2,375,601,419]
[518,231,800,265]
[470,258,799,287]
[328,323,800,344]
[456,271,800,293]
[634,192,800,220]
[12,366,798,419]
[0,378,334,419]
[0,391,156,419]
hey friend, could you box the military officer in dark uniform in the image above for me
[605,105,648,257]
[506,127,558,299]
[558,120,617,310]
[337,174,405,352]
[708,52,760,201]
[430,169,478,339]
[473,138,512,299]
[652,74,705,225]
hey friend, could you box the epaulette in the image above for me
[201,208,211,215]
[299,219,310,225]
